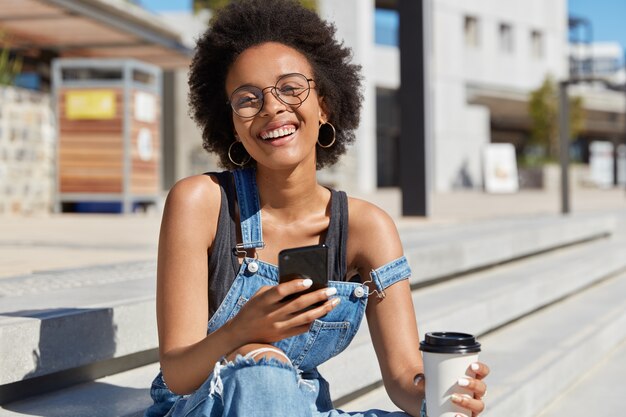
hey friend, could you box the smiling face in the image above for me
[225,42,328,170]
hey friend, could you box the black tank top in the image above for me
[205,171,349,320]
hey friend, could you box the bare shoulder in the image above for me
[348,197,398,233]
[347,197,403,270]
[161,174,223,248]
[165,174,221,210]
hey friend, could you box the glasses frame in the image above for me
[228,73,315,118]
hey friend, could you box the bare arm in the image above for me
[348,199,424,416]
[156,175,241,394]
[350,200,489,416]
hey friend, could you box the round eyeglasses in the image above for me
[228,73,314,118]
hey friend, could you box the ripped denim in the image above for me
[147,355,410,417]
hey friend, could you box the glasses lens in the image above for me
[231,87,263,117]
[275,74,310,106]
[229,74,312,117]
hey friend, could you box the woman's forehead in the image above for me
[226,42,313,90]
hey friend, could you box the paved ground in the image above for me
[0,187,624,279]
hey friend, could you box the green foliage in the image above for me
[527,75,585,160]
[193,0,316,14]
[0,34,22,86]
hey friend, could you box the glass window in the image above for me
[499,23,514,53]
[464,16,480,48]
[531,30,543,59]
[375,9,399,46]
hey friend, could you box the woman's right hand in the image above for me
[226,278,340,346]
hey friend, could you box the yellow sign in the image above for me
[65,90,116,120]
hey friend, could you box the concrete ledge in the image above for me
[0,213,620,410]
[338,270,626,415]
[0,363,160,417]
[483,271,626,417]
[320,234,626,401]
[2,231,625,416]
[0,263,157,387]
[401,214,614,285]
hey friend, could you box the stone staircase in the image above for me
[1,211,625,417]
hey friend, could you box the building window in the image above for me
[499,23,514,53]
[375,8,399,47]
[464,16,480,47]
[531,30,543,58]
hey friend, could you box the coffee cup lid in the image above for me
[419,332,481,354]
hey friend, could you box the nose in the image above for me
[259,87,288,116]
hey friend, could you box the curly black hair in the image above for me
[188,0,363,170]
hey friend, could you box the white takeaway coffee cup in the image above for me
[419,332,481,417]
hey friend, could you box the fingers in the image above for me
[458,377,487,399]
[470,362,490,380]
[264,278,315,303]
[457,364,489,417]
[282,296,340,328]
[451,393,485,416]
[282,286,339,314]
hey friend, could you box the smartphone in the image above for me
[278,244,329,304]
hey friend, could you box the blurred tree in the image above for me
[193,0,316,14]
[528,75,584,160]
[0,32,23,86]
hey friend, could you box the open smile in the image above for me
[259,124,298,141]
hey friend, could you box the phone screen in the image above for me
[278,244,329,303]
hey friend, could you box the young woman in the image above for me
[145,1,489,416]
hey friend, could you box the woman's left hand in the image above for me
[451,361,490,417]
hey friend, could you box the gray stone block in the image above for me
[0,213,622,414]
[401,214,615,285]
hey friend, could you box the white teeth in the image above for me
[261,126,296,140]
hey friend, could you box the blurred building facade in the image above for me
[317,0,625,192]
[361,0,570,192]
[2,0,625,215]
[165,0,572,194]
[569,41,626,85]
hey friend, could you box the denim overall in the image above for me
[145,168,412,417]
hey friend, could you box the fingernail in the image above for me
[471,363,480,372]
[325,287,337,296]
[302,279,313,287]
[457,377,470,387]
[451,394,462,402]
[331,297,341,306]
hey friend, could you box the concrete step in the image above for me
[0,213,621,412]
[480,271,626,417]
[4,239,625,417]
[399,213,614,286]
[1,213,611,392]
[320,233,626,402]
[339,269,626,415]
[0,363,160,417]
[0,262,157,391]
[534,338,626,417]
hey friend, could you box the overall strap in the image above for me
[335,191,349,279]
[233,168,265,251]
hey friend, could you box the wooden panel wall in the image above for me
[58,88,124,193]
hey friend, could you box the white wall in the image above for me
[318,0,377,193]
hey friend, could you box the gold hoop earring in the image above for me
[228,141,251,167]
[317,122,336,148]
